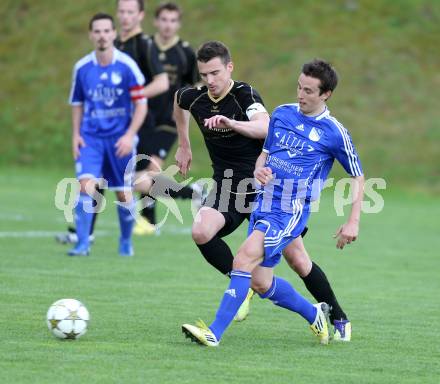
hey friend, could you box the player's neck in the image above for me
[154,33,179,50]
[119,26,142,42]
[303,103,326,117]
[95,47,114,66]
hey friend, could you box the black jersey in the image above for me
[149,35,198,124]
[115,32,165,85]
[176,80,266,183]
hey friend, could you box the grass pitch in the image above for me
[0,168,439,383]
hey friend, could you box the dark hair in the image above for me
[116,0,144,12]
[155,2,182,19]
[89,13,116,31]
[302,59,338,94]
[197,41,231,65]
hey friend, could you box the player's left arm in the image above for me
[331,123,365,249]
[334,175,365,249]
[204,112,269,139]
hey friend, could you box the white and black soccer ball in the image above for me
[46,299,90,340]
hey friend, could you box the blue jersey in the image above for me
[262,103,363,204]
[69,49,146,137]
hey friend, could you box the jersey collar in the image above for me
[154,33,180,51]
[208,80,234,103]
[118,28,143,43]
[91,48,118,66]
[296,103,330,121]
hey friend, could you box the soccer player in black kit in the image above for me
[133,2,201,234]
[175,41,351,340]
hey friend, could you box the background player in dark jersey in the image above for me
[175,41,352,339]
[134,2,201,235]
[116,0,173,235]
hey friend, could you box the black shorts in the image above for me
[136,114,177,171]
[204,183,308,239]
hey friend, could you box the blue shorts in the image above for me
[75,133,136,191]
[248,195,310,268]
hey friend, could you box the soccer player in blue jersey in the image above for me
[182,59,364,346]
[68,13,147,256]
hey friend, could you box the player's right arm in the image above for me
[254,151,272,186]
[173,92,192,176]
[71,105,85,160]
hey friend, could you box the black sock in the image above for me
[89,187,105,235]
[140,193,156,224]
[89,211,98,235]
[196,236,234,276]
[301,262,347,323]
[168,185,194,199]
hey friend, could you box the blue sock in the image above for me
[209,270,251,341]
[117,201,136,240]
[75,193,94,246]
[259,276,317,324]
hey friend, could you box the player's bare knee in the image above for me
[79,179,95,194]
[134,173,153,193]
[232,254,248,271]
[191,224,213,244]
[233,247,256,272]
[251,278,271,295]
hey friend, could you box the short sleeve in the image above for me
[330,122,363,176]
[235,84,267,120]
[176,86,196,110]
[125,59,146,103]
[69,64,84,105]
[182,45,199,86]
[126,60,145,88]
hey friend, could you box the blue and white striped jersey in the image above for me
[69,48,146,137]
[262,103,363,202]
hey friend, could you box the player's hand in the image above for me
[175,145,192,177]
[72,134,85,160]
[115,133,134,158]
[333,220,359,249]
[204,115,235,130]
[254,166,273,186]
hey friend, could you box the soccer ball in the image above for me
[46,298,90,340]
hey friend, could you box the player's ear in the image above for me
[227,61,234,73]
[322,90,332,101]
[110,28,117,41]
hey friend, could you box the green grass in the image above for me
[0,168,439,383]
[1,0,440,191]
